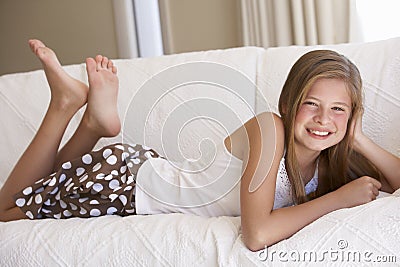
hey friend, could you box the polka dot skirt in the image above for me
[13,143,160,219]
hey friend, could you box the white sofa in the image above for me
[1,38,399,266]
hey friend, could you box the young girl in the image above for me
[0,40,398,251]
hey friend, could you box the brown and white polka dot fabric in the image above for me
[14,143,160,219]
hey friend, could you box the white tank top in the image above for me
[134,142,318,217]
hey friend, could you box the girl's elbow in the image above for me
[241,214,278,251]
[242,228,275,252]
[243,238,266,252]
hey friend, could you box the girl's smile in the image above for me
[294,78,352,154]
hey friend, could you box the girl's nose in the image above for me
[314,109,331,125]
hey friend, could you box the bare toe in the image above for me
[86,57,97,75]
[101,56,108,69]
[109,61,117,74]
[28,39,58,65]
[95,55,103,70]
[28,39,46,55]
[107,60,116,73]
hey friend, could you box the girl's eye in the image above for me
[304,101,317,107]
[332,107,345,112]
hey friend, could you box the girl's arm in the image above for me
[240,112,380,251]
[352,115,400,192]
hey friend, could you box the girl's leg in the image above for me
[53,54,121,170]
[0,40,88,220]
[0,41,121,221]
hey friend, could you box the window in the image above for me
[355,0,400,42]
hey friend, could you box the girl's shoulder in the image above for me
[256,111,284,125]
[225,112,285,161]
[246,111,285,138]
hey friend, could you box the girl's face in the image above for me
[294,78,352,155]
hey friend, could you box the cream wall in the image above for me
[159,0,242,54]
[0,0,242,75]
[0,0,118,75]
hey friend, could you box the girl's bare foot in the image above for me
[83,55,121,138]
[29,39,88,115]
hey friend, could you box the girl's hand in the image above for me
[349,112,366,152]
[334,176,382,208]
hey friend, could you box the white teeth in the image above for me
[309,129,329,136]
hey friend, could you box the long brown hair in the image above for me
[278,50,381,204]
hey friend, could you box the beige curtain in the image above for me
[112,0,139,58]
[240,0,354,47]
